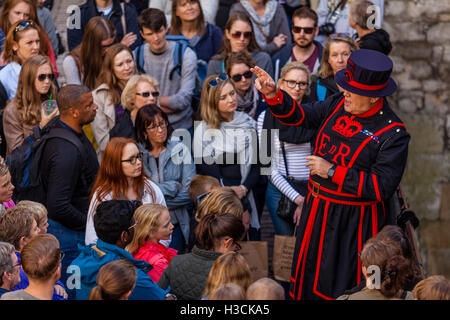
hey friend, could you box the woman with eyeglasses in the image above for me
[63,16,117,90]
[309,34,358,102]
[91,43,136,161]
[169,0,222,64]
[229,0,291,57]
[225,50,267,119]
[135,104,196,252]
[207,11,273,78]
[121,74,160,125]
[193,73,261,240]
[2,54,57,155]
[85,137,166,246]
[0,0,57,74]
[257,61,315,238]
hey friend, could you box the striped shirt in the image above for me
[257,111,311,202]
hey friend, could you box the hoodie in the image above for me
[358,29,392,56]
[70,239,167,300]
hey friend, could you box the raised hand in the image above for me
[250,66,277,99]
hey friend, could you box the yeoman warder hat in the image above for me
[335,49,397,98]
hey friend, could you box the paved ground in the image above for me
[51,0,277,276]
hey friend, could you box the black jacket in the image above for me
[158,245,222,300]
[67,0,142,51]
[40,119,99,231]
[358,29,392,55]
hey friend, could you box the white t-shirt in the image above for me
[84,179,166,245]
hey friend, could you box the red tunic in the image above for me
[265,89,410,300]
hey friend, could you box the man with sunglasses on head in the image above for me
[272,7,323,81]
[39,85,99,299]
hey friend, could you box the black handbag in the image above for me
[276,142,305,222]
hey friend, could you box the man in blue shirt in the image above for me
[70,200,167,300]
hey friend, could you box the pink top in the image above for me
[1,199,15,211]
[133,241,177,283]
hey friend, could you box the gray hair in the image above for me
[0,241,15,286]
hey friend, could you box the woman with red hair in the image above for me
[84,137,166,246]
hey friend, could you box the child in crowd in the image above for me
[89,260,137,300]
[188,186,247,251]
[16,200,48,234]
[209,283,246,300]
[246,277,285,300]
[188,174,221,208]
[126,204,177,283]
[0,162,15,213]
[413,275,450,300]
[202,251,252,299]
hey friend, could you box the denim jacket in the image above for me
[139,139,196,243]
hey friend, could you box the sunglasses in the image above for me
[37,73,55,81]
[14,20,34,35]
[230,31,252,39]
[292,26,315,34]
[136,91,160,98]
[231,71,252,82]
[196,191,211,204]
[329,32,351,39]
[121,152,143,165]
[128,220,140,230]
[208,73,228,87]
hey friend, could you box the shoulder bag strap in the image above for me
[120,2,127,35]
[280,141,290,178]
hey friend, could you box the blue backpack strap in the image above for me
[166,35,191,80]
[133,44,146,74]
[316,78,327,101]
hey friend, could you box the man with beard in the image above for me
[273,7,323,81]
[39,85,99,298]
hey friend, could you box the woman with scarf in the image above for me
[230,0,291,57]
[193,73,261,239]
[225,50,266,119]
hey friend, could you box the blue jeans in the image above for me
[48,218,85,299]
[265,182,295,236]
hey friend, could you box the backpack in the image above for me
[6,120,86,204]
[133,35,207,113]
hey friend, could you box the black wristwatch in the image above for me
[328,164,337,179]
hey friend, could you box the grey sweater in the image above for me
[141,41,197,130]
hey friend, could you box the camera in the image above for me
[319,23,336,36]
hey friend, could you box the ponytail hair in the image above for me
[360,238,411,298]
[195,213,244,251]
[89,260,137,300]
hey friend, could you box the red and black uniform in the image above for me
[265,89,410,300]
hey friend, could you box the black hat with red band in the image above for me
[335,49,397,98]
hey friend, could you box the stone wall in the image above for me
[383,0,450,277]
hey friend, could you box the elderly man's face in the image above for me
[343,90,380,115]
